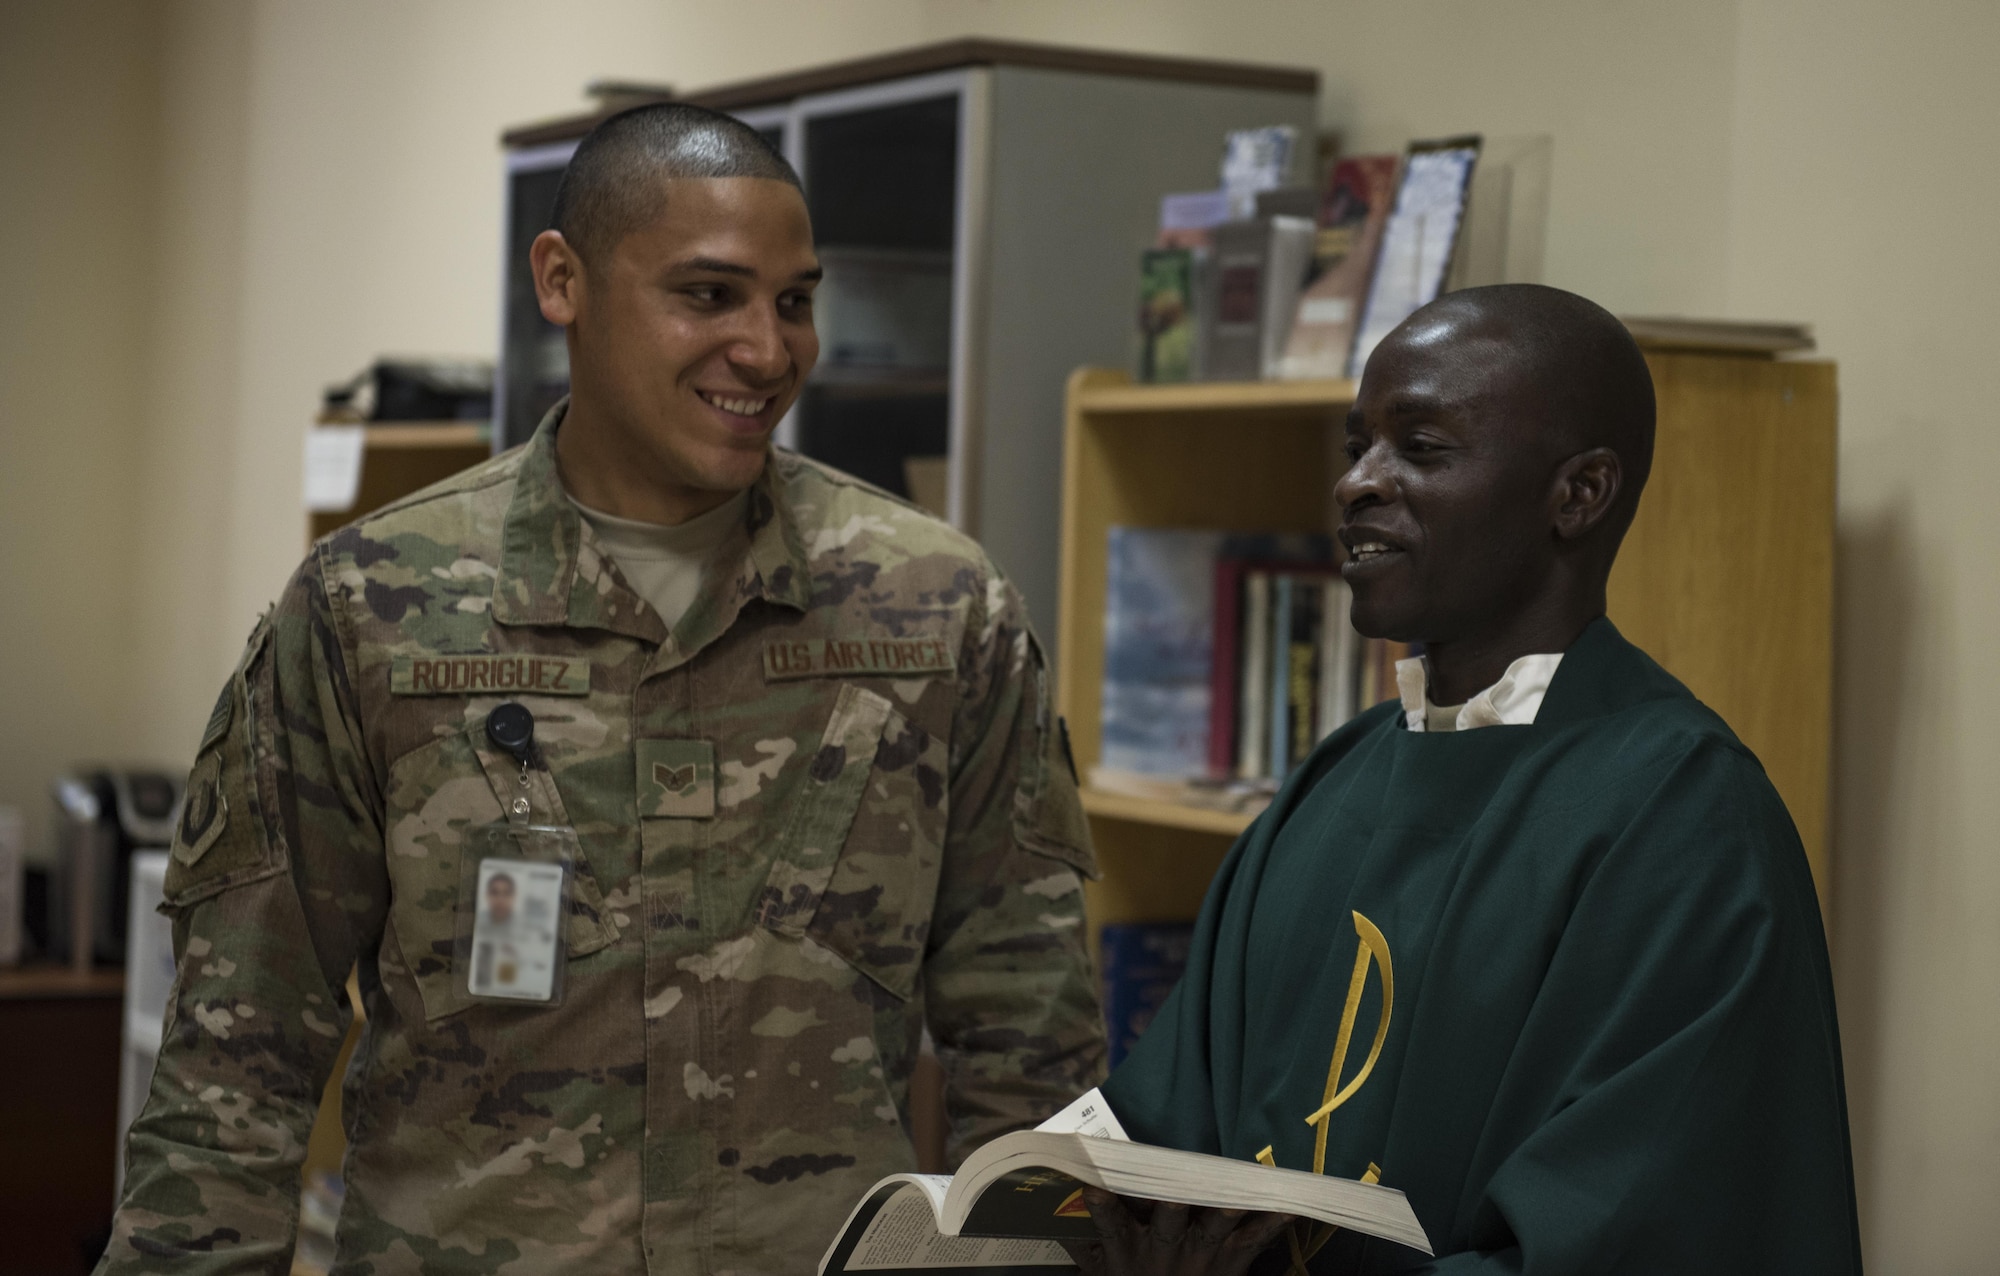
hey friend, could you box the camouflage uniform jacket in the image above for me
[102,407,1106,1275]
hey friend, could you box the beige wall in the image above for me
[0,0,1993,1269]
[1723,3,2000,1267]
[0,0,160,858]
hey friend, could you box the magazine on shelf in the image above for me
[1278,154,1400,380]
[1349,136,1482,378]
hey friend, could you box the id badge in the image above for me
[460,823,573,1006]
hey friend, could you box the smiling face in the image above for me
[1335,310,1571,647]
[533,176,820,523]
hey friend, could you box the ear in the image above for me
[1551,447,1623,541]
[530,229,585,326]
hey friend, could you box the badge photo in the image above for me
[460,824,574,1006]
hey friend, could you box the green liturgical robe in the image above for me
[1102,620,1860,1274]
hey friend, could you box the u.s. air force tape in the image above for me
[391,654,591,696]
[763,636,955,681]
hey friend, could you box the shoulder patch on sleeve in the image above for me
[163,616,285,908]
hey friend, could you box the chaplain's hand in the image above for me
[1060,1187,1295,1276]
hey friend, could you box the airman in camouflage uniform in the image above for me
[104,96,1108,1276]
[99,402,1106,1274]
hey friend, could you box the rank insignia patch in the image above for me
[636,740,715,819]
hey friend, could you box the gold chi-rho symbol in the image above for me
[1259,910,1394,1273]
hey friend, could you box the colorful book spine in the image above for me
[1286,576,1321,764]
[1316,578,1357,741]
[1237,571,1271,780]
[1207,558,1247,777]
[1268,574,1293,777]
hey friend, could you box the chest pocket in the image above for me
[385,719,618,1023]
[754,683,947,1000]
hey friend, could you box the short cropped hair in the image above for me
[1427,284,1656,541]
[550,102,802,265]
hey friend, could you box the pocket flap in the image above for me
[754,683,894,937]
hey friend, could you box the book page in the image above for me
[1035,1088,1129,1141]
[843,1184,1072,1271]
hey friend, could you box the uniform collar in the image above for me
[491,400,814,642]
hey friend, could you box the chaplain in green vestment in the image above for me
[1073,286,1861,1276]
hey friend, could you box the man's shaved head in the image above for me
[551,102,802,266]
[1403,283,1656,545]
[1338,284,1658,700]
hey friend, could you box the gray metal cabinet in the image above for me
[498,41,1317,640]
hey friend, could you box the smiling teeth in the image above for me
[1350,542,1392,559]
[703,392,771,416]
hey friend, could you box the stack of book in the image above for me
[1095,527,1413,810]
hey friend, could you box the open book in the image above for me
[818,1090,1432,1274]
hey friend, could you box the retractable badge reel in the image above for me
[460,702,573,1006]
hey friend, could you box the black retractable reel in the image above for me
[486,702,536,765]
[486,704,538,817]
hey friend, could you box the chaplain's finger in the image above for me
[1182,1206,1239,1251]
[1226,1210,1298,1253]
[1059,1239,1107,1274]
[1083,1186,1136,1243]
[1145,1200,1192,1248]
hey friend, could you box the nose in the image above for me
[1334,438,1394,512]
[727,302,792,384]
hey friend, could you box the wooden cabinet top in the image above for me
[502,37,1321,148]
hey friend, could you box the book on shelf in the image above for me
[1235,570,1272,780]
[1202,215,1318,382]
[1101,923,1195,1068]
[1277,154,1400,381]
[817,1089,1431,1273]
[1136,248,1202,383]
[1100,529,1328,782]
[1098,527,1412,799]
[1100,528,1233,779]
[1218,563,1411,782]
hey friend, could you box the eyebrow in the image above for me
[1345,392,1455,432]
[669,255,823,283]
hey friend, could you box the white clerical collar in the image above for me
[1396,651,1564,733]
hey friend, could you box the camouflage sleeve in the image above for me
[100,550,387,1274]
[925,569,1107,1165]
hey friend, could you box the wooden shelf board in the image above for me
[1074,375,1358,415]
[0,964,125,1000]
[1080,788,1254,837]
[357,423,491,450]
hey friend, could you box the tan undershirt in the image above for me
[567,490,749,631]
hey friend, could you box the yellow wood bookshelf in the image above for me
[1056,358,1837,942]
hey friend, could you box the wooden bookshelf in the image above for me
[305,422,491,544]
[1056,359,1837,938]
